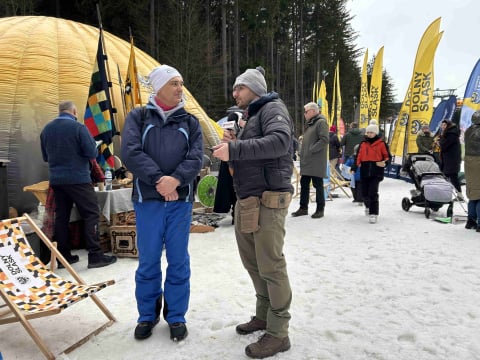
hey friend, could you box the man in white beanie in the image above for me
[212,66,294,358]
[121,64,203,342]
[352,122,390,223]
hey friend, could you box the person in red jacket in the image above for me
[354,122,390,224]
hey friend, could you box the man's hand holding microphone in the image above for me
[212,111,243,162]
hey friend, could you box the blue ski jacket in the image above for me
[121,99,203,203]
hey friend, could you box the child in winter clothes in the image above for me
[345,144,363,203]
[353,123,390,223]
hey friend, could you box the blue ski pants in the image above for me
[134,200,192,324]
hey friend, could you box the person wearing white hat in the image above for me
[353,122,390,223]
[121,64,204,343]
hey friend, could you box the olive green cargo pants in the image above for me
[234,202,292,338]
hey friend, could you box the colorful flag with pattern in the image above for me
[84,33,115,170]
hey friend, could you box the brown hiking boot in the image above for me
[245,333,291,359]
[236,316,267,335]
[291,207,308,217]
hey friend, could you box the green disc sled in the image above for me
[197,175,218,207]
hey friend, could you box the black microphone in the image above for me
[222,112,242,134]
[227,112,241,123]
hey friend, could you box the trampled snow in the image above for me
[2,177,479,360]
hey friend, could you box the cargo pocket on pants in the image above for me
[238,196,260,233]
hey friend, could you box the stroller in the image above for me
[401,153,454,218]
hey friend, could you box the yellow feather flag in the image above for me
[335,61,342,127]
[369,46,384,121]
[389,18,441,160]
[319,80,329,123]
[359,49,369,129]
[390,86,412,159]
[406,32,443,153]
[330,65,336,125]
[124,36,142,114]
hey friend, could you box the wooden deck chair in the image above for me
[0,214,116,360]
[293,165,333,202]
[329,168,351,198]
[292,165,300,198]
[309,178,333,202]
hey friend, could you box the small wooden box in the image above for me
[110,226,138,257]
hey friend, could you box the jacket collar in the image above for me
[307,114,322,127]
[247,92,279,118]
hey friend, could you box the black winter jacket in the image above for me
[229,92,294,199]
[329,132,341,160]
[439,124,461,174]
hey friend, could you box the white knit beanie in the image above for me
[149,65,182,93]
[366,124,379,134]
[233,66,267,96]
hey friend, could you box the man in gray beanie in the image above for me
[232,66,268,97]
[212,67,294,358]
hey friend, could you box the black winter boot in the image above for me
[169,322,188,342]
[291,207,308,217]
[311,209,324,219]
[134,295,162,340]
[465,219,477,229]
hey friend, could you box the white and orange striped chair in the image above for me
[0,214,116,359]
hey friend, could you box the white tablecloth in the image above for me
[71,187,133,223]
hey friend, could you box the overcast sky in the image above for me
[347,0,479,103]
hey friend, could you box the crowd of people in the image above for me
[38,61,479,358]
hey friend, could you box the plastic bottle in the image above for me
[105,168,113,191]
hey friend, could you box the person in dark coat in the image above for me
[40,100,117,269]
[340,122,364,159]
[292,136,299,161]
[292,102,329,219]
[437,119,463,199]
[212,66,293,358]
[329,125,342,174]
[416,124,434,154]
[464,110,480,231]
[213,160,236,223]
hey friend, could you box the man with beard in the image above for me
[212,66,294,359]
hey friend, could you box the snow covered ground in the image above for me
[2,177,479,360]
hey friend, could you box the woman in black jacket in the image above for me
[438,120,463,199]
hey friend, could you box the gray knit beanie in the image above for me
[233,66,267,96]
